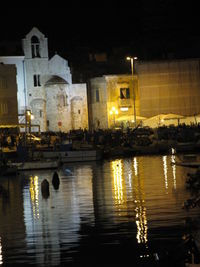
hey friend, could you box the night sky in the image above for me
[0,3,200,60]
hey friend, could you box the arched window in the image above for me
[31,36,40,58]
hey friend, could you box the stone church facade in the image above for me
[0,27,88,132]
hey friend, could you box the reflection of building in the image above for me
[0,27,88,132]
[0,64,18,125]
[89,58,200,130]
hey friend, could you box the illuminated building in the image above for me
[88,58,200,130]
[0,27,88,132]
[88,74,138,130]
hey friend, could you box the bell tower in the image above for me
[22,27,48,59]
[22,27,49,132]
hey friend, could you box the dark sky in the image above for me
[0,3,200,60]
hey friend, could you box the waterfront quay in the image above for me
[1,124,200,162]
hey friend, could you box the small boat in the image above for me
[33,148,103,163]
[175,161,200,168]
[9,159,59,171]
[171,154,200,168]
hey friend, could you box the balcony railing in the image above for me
[118,98,132,107]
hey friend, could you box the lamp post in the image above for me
[109,107,118,128]
[126,56,137,128]
[25,109,34,133]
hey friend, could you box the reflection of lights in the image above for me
[135,205,148,244]
[0,237,3,265]
[29,176,39,219]
[133,157,138,176]
[133,157,148,244]
[171,154,176,189]
[112,160,123,204]
[171,148,176,155]
[162,156,168,191]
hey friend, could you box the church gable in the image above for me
[49,54,69,68]
[25,27,45,40]
[48,54,72,84]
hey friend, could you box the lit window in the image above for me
[120,88,130,99]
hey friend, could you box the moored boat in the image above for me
[9,159,59,171]
[33,147,103,163]
[171,154,200,168]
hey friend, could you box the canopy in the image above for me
[143,113,184,128]
[116,115,147,122]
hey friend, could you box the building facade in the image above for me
[0,64,18,125]
[0,27,88,132]
[88,74,138,130]
[89,58,200,130]
[137,59,200,117]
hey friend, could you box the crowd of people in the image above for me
[0,123,200,153]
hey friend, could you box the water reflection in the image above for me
[29,175,39,219]
[0,237,2,265]
[132,157,148,244]
[163,155,169,192]
[111,157,148,244]
[171,149,177,189]
[0,155,199,266]
[112,160,124,205]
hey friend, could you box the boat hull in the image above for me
[10,160,59,171]
[33,149,102,163]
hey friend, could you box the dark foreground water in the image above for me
[0,154,200,267]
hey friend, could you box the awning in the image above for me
[116,115,147,122]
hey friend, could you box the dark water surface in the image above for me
[0,154,200,266]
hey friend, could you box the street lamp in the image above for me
[126,56,137,127]
[109,107,118,128]
[26,109,34,133]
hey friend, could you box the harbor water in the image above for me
[0,154,200,266]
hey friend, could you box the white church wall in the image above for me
[46,83,71,132]
[71,84,88,129]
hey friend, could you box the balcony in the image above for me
[118,98,132,107]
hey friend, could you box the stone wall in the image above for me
[0,64,18,125]
[71,84,88,130]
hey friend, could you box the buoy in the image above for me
[52,171,60,190]
[41,179,50,198]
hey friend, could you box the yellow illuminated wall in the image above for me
[0,64,18,125]
[138,59,200,117]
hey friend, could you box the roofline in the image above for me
[0,56,25,59]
